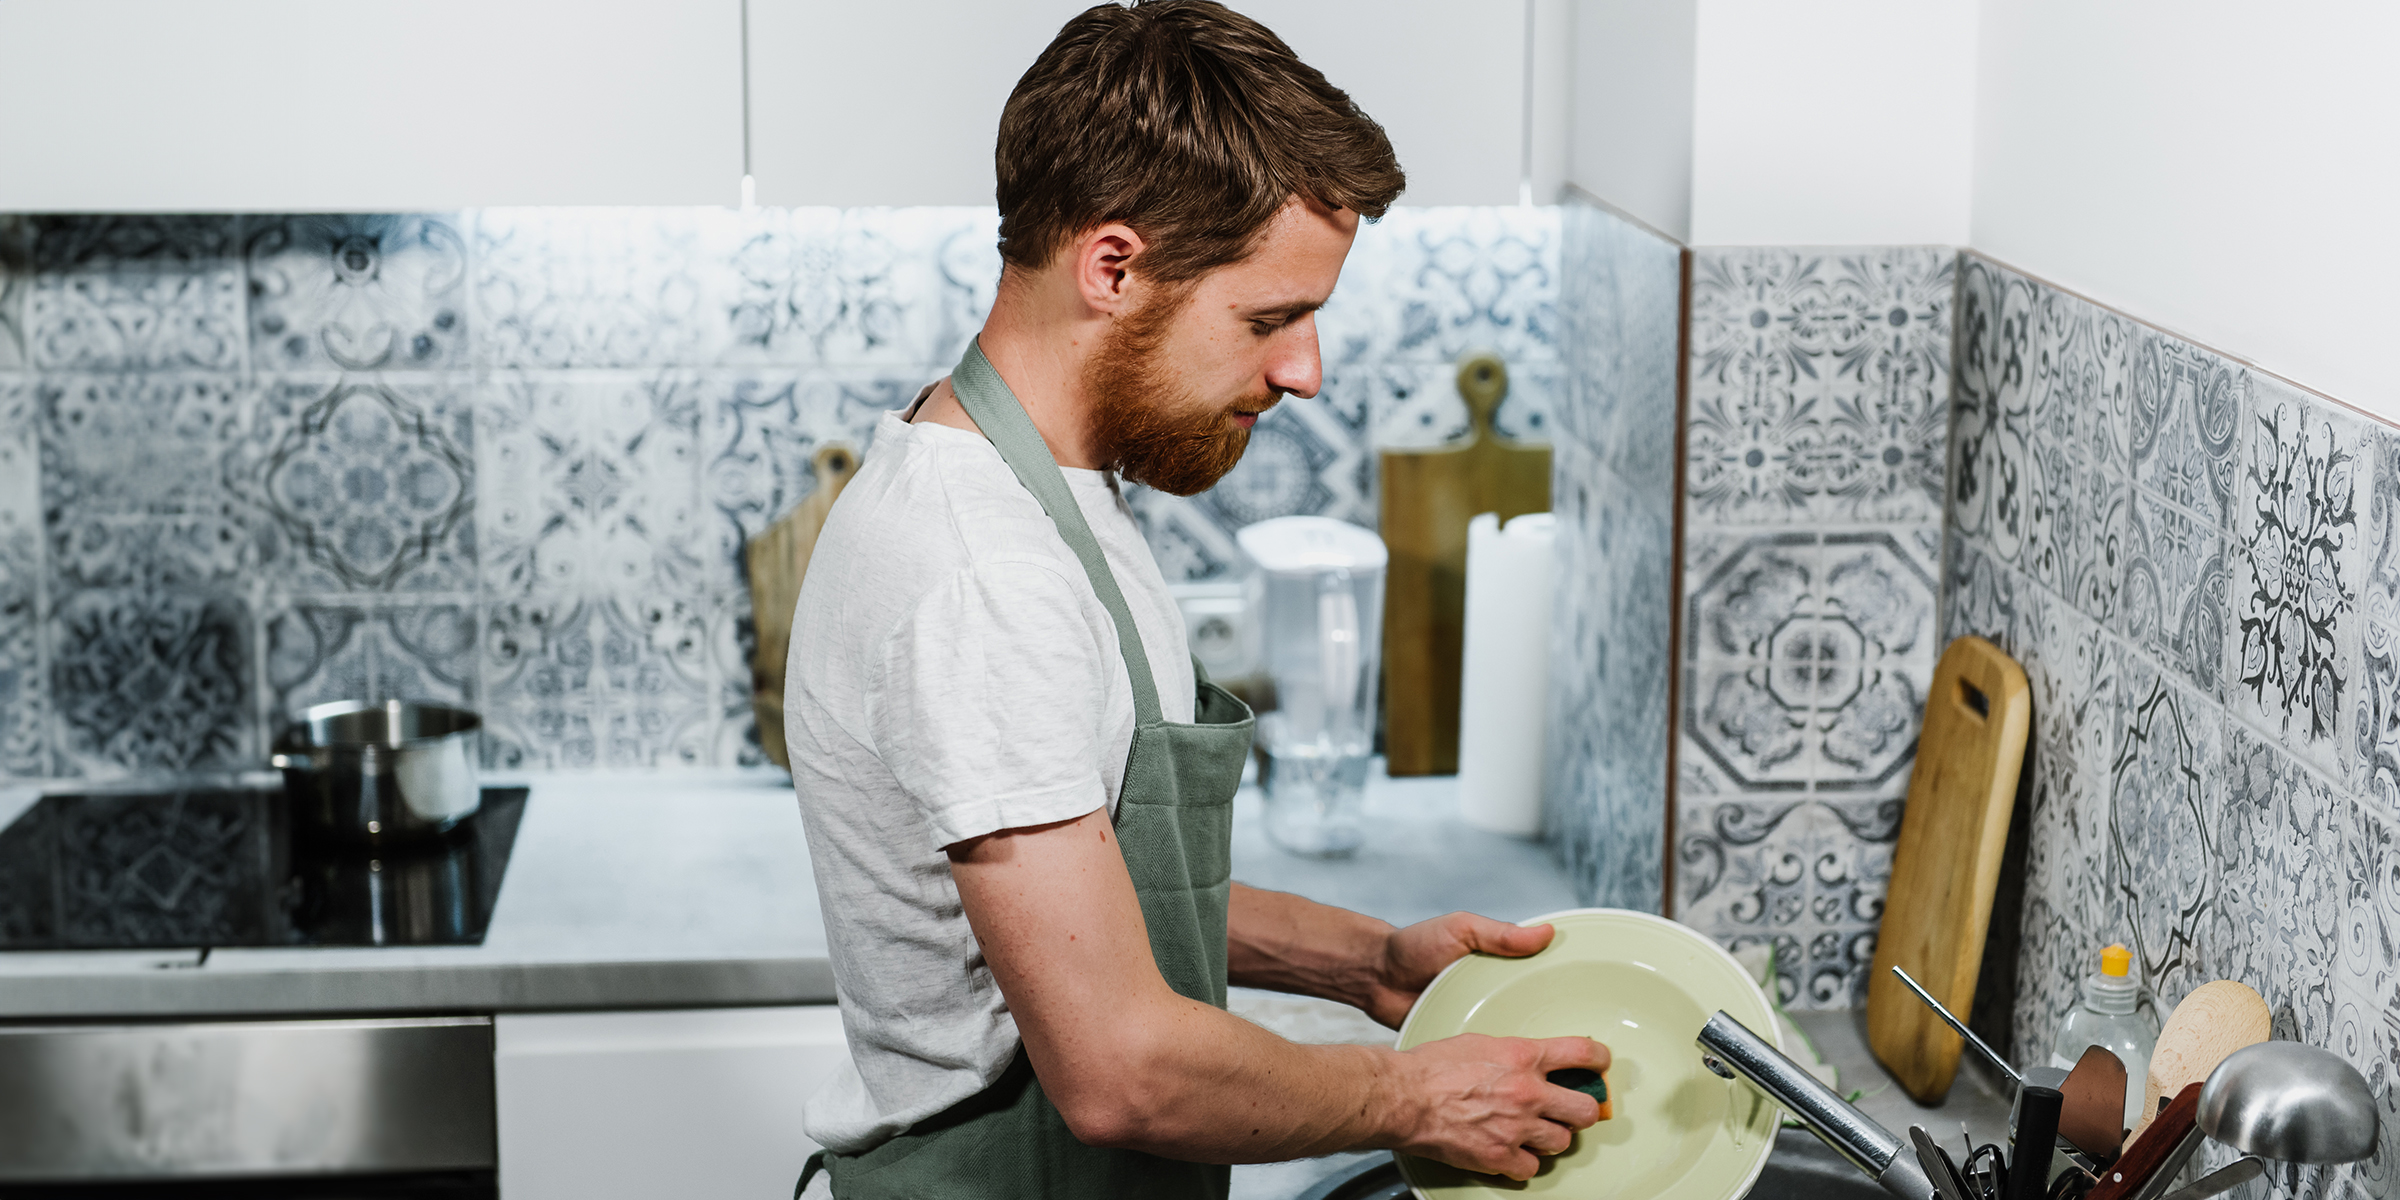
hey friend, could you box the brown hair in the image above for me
[995,0,1406,284]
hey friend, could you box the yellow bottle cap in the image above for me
[2101,944,2132,977]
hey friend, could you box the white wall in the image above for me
[753,0,1528,208]
[1972,0,2400,422]
[1565,0,1696,240]
[1221,1,1530,206]
[0,0,745,210]
[1687,0,1976,246]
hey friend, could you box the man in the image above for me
[786,4,1609,1196]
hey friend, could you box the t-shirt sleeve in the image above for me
[869,559,1115,850]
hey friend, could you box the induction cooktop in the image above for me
[0,785,527,951]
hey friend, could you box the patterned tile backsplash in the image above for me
[1674,245,1955,1007]
[0,207,1560,777]
[1542,196,1680,914]
[1949,252,2400,1200]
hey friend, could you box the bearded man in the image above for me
[785,4,1609,1197]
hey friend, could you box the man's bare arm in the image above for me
[1226,883,1559,1028]
[947,809,1607,1178]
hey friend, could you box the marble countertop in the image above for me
[0,763,1582,1019]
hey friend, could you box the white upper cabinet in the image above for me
[0,0,745,211]
[749,0,1531,208]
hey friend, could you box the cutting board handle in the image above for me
[1457,352,1508,440]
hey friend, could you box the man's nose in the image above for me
[1263,313,1323,400]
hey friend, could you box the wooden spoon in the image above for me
[2132,981,2270,1142]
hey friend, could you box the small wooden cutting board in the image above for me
[1867,635,2031,1103]
[746,442,861,768]
[1377,354,1549,777]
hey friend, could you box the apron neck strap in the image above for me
[947,338,1165,727]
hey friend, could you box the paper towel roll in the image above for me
[1457,511,1556,836]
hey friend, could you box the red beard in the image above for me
[1084,288,1277,496]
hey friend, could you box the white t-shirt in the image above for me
[784,394,1196,1156]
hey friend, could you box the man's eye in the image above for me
[1250,320,1282,335]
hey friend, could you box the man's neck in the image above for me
[916,269,1110,469]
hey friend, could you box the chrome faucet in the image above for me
[1697,1011,1935,1200]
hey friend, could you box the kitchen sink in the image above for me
[1295,1130,1884,1200]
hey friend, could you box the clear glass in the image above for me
[1249,556,1384,859]
[2050,985,2160,1133]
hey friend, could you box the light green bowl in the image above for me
[1392,908,1782,1200]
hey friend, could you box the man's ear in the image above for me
[1071,222,1145,315]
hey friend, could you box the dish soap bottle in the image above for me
[2049,943,2158,1133]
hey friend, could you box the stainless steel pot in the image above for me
[272,700,482,846]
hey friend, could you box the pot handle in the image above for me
[270,752,314,771]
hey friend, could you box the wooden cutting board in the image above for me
[746,442,861,768]
[1866,635,2032,1102]
[1378,353,1550,777]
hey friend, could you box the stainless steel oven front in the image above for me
[0,1015,494,1196]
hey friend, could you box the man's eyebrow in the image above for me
[1242,298,1328,320]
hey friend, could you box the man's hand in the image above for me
[1359,911,1557,1028]
[1387,1032,1612,1179]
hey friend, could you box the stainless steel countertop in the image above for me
[0,763,1584,1019]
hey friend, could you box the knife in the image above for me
[1914,1125,1972,1200]
[2150,1157,2264,1200]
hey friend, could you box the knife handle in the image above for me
[2010,1086,2065,1200]
[2087,1083,2203,1200]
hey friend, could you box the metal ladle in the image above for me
[2196,1041,2379,1165]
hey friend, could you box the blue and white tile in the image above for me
[1811,530,1938,794]
[2128,328,2248,532]
[700,366,918,568]
[1949,256,2036,549]
[25,216,245,371]
[481,594,719,770]
[474,208,743,369]
[477,372,710,600]
[0,217,25,370]
[2361,421,2400,632]
[2122,489,2229,698]
[1357,357,1559,450]
[2334,789,2400,1007]
[1687,247,1951,527]
[2344,985,2400,1200]
[2359,615,2399,813]
[245,214,470,372]
[264,603,477,723]
[1683,530,1820,661]
[1317,207,1559,370]
[38,374,252,518]
[1942,535,2018,654]
[726,207,998,369]
[234,376,478,595]
[48,586,253,775]
[2056,450,2133,629]
[2010,895,2088,1067]
[2028,283,2137,476]
[0,381,42,776]
[1683,662,1818,792]
[2107,656,2225,1002]
[1673,797,1812,941]
[1547,435,1673,911]
[2228,378,2367,782]
[1555,197,1680,465]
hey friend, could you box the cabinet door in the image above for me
[0,0,743,210]
[494,1006,848,1200]
[748,0,1526,207]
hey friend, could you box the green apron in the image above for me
[798,339,1255,1200]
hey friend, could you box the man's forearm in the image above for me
[1088,994,1428,1162]
[1226,882,1393,1010]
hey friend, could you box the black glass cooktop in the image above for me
[0,786,526,951]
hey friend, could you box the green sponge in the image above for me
[1548,1068,1612,1118]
